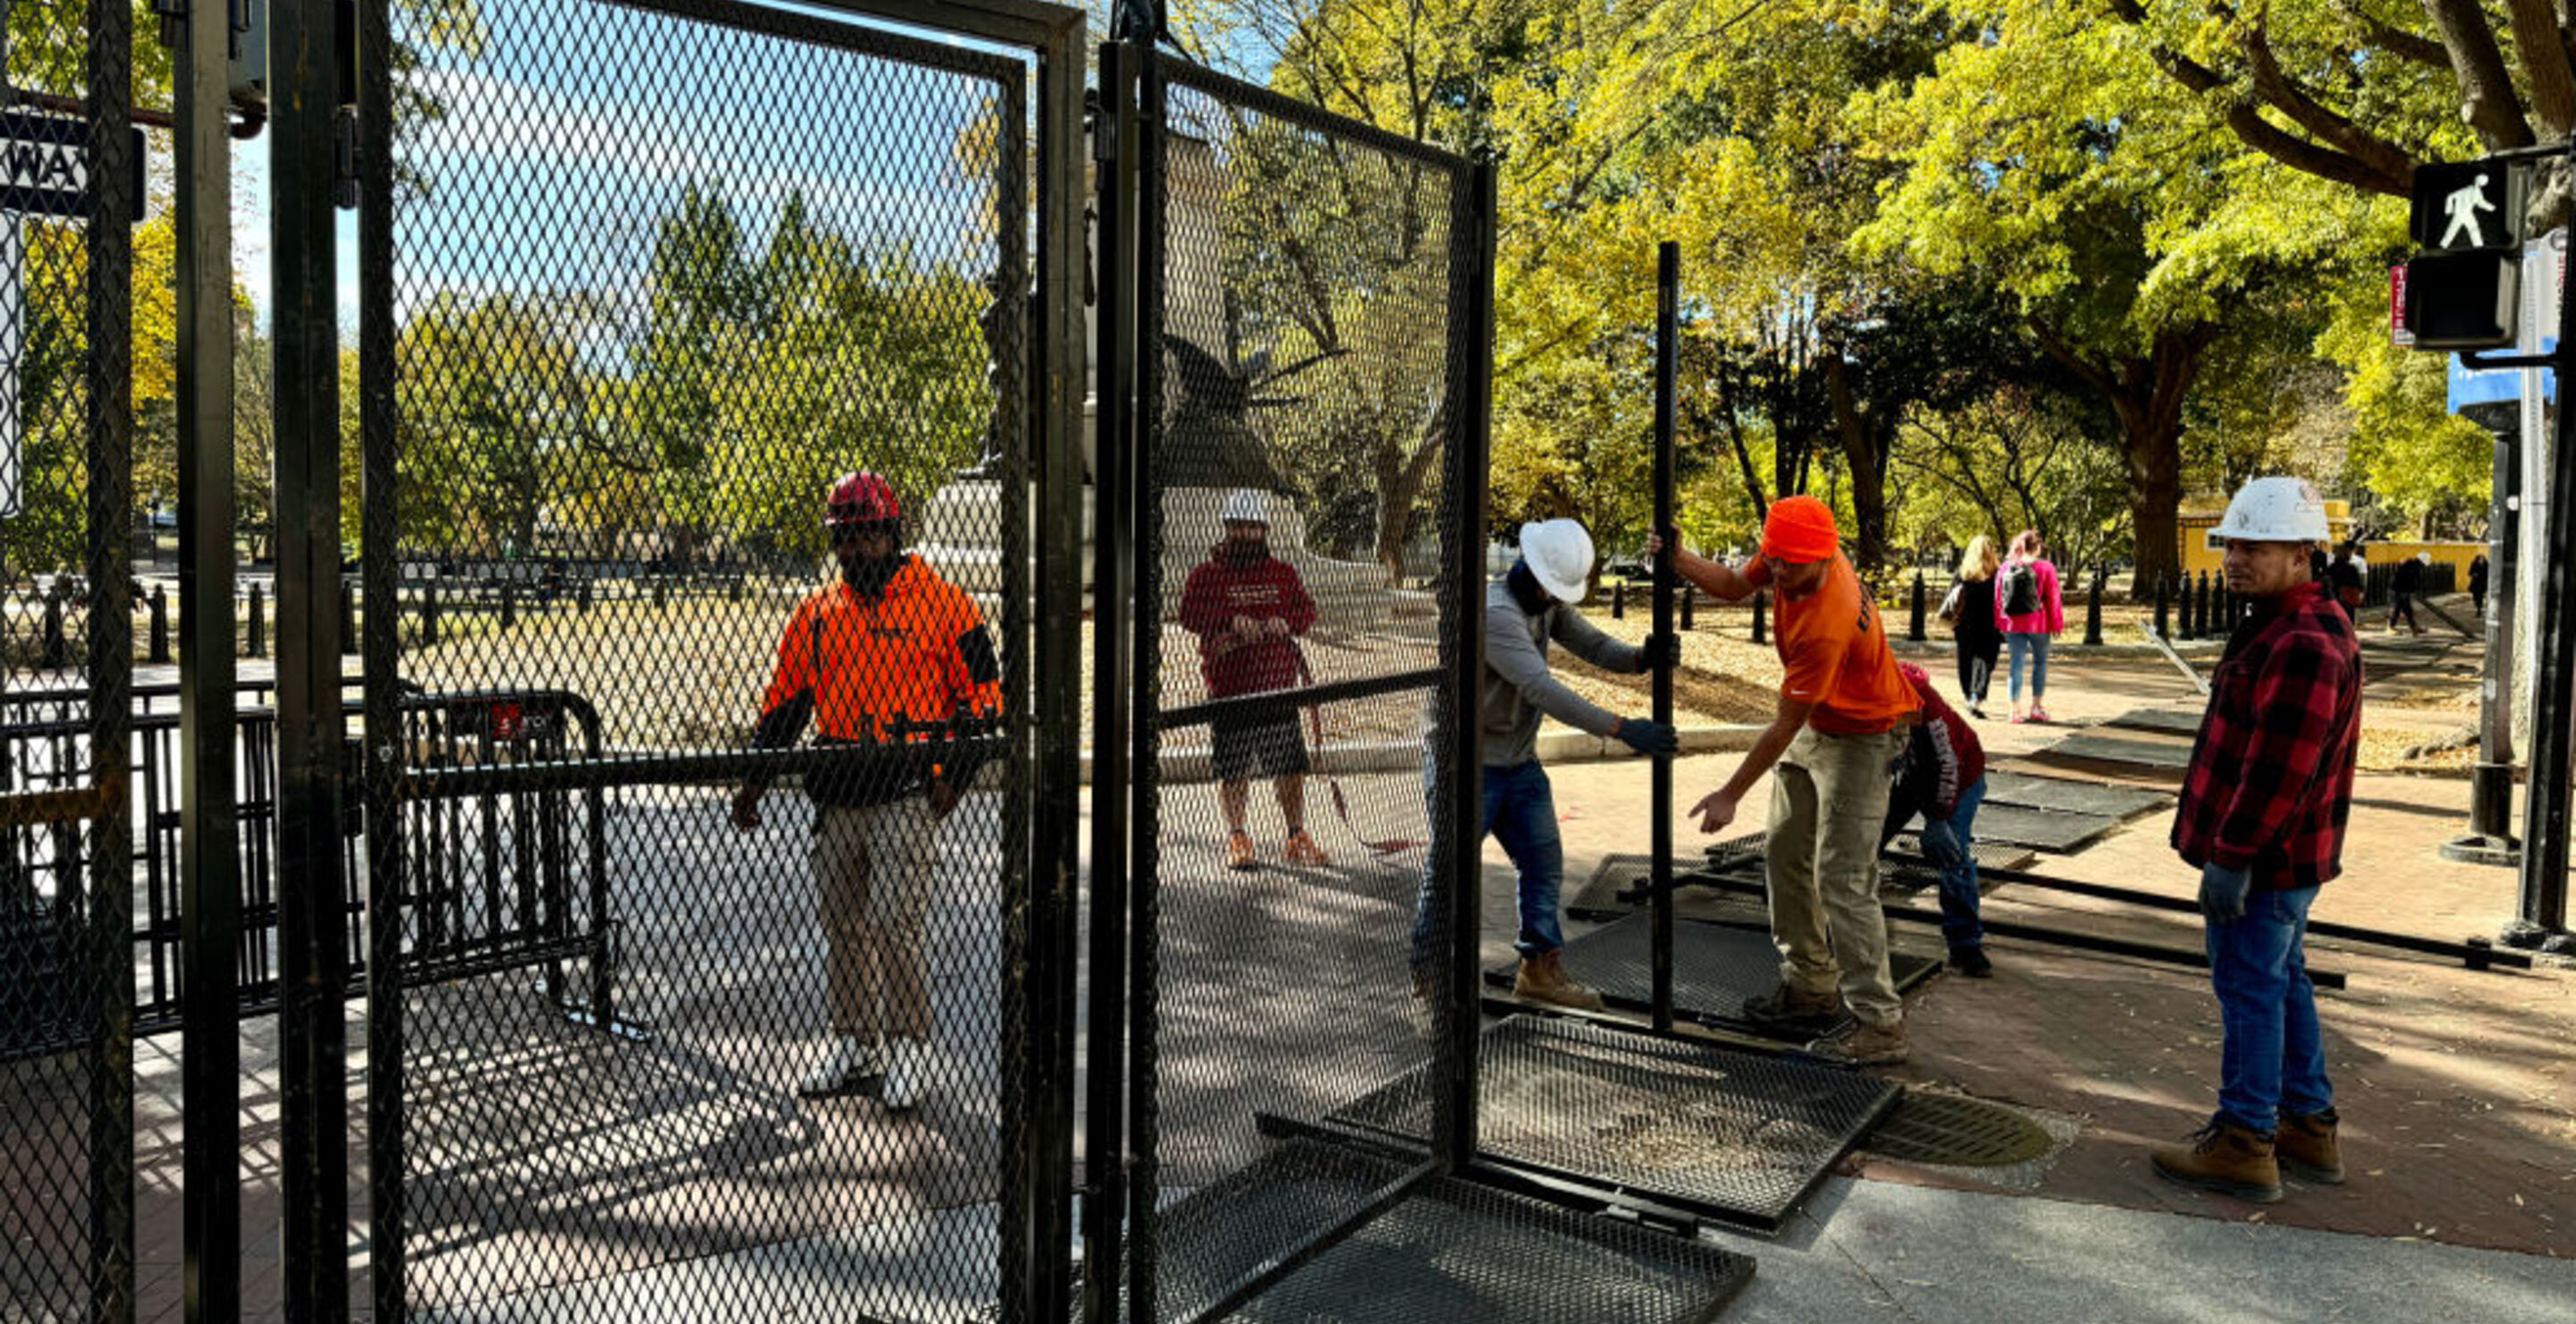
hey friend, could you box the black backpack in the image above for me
[2002,562,2040,616]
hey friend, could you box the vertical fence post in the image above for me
[248,581,267,658]
[420,580,438,646]
[149,584,169,664]
[2083,569,2105,647]
[500,584,517,632]
[1680,585,1695,631]
[1612,580,1624,619]
[2153,573,2170,638]
[1750,589,1767,644]
[1907,569,1927,642]
[272,0,353,1311]
[42,592,69,668]
[174,2,242,1313]
[1649,241,1679,1035]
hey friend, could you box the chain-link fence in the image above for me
[1092,44,1496,1322]
[357,1,1080,1319]
[0,0,140,1319]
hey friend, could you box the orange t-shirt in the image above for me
[1762,555,1919,735]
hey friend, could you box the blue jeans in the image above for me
[1412,760,1564,966]
[1880,776,1986,951]
[2206,886,2333,1134]
[2006,632,2051,704]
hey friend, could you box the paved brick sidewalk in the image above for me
[1522,645,2575,1260]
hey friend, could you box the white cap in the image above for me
[2207,476,2329,547]
[1520,519,1596,604]
[1221,488,1269,525]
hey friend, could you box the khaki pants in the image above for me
[810,797,937,1042]
[1766,726,1904,1029]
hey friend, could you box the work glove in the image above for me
[1918,819,1966,871]
[1638,632,1682,672]
[2198,861,2253,923]
[1614,718,1679,758]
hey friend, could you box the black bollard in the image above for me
[651,578,668,610]
[340,581,357,655]
[1750,590,1767,644]
[730,574,746,604]
[2083,570,2105,647]
[248,581,267,658]
[1908,570,1928,642]
[500,585,518,632]
[1681,587,1695,631]
[577,578,592,613]
[42,593,69,668]
[2199,570,2216,640]
[1612,581,1625,619]
[421,581,439,647]
[149,585,169,664]
[2154,573,2170,639]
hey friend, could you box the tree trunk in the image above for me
[1820,351,1891,581]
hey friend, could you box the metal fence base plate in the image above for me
[1152,1136,1753,1323]
[1486,912,1940,1036]
[1325,1017,1895,1233]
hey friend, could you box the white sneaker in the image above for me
[882,1038,935,1113]
[797,1035,882,1098]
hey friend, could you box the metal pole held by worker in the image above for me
[1651,242,1680,1031]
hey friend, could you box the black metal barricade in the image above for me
[0,0,139,1317]
[355,1,1086,1320]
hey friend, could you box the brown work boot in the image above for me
[1513,950,1606,1011]
[1805,1020,1907,1066]
[1226,830,1257,871]
[2276,1108,2345,1184]
[2151,1117,2283,1203]
[1742,983,1843,1035]
[1282,829,1331,867]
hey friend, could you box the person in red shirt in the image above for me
[1177,489,1328,871]
[732,471,1003,1108]
[1660,496,1920,1065]
[2154,478,2360,1204]
[1883,663,1991,976]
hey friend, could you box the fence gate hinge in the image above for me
[333,105,360,209]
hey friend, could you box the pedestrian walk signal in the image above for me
[2404,250,2519,351]
[2411,161,2526,253]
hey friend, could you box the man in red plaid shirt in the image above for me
[2154,477,2361,1204]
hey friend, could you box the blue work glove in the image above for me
[1614,718,1679,757]
[2199,862,2253,922]
[1919,819,1967,871]
[1638,632,1683,672]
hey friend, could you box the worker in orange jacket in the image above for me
[733,471,1003,1108]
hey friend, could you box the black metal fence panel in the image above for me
[0,0,138,1318]
[360,1,1065,1319]
[1113,47,1487,1323]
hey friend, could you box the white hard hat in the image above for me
[1221,488,1269,525]
[2206,477,2329,547]
[1520,519,1596,604]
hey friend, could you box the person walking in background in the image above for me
[2388,551,2425,636]
[1410,518,1678,1010]
[2326,542,2366,620]
[2154,477,2361,1204]
[1995,530,2065,724]
[2469,552,2490,617]
[1883,662,1993,977]
[1178,489,1328,872]
[1942,536,2004,719]
[733,471,1003,1108]
[1662,497,1921,1066]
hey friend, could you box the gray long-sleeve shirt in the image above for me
[1482,578,1644,767]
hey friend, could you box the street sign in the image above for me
[2391,264,2415,347]
[0,109,147,223]
[2412,161,2527,253]
[2407,250,2520,350]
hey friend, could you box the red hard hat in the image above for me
[825,471,901,528]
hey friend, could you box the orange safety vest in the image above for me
[759,556,1003,743]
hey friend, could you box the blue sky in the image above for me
[234,0,1031,332]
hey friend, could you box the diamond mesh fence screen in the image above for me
[1117,52,1485,1323]
[361,2,1049,1318]
[1,0,138,1319]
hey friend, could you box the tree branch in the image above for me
[2101,0,2413,192]
[2419,0,2540,149]
[2237,7,2419,182]
[2332,0,2451,67]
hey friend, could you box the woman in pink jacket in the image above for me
[1993,530,2065,723]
